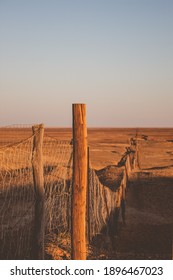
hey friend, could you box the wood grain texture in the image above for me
[71,104,87,260]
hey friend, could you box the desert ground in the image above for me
[0,127,173,259]
[45,127,173,259]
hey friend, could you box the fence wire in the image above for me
[43,135,73,235]
[0,127,73,259]
[0,135,35,259]
[88,163,128,241]
[0,125,133,260]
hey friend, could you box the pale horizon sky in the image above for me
[0,0,173,127]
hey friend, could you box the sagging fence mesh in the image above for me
[88,165,128,241]
[0,125,134,259]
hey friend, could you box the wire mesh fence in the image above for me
[43,135,73,235]
[0,125,134,259]
[0,134,35,259]
[0,126,73,259]
[88,165,128,241]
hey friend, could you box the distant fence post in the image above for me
[135,128,140,170]
[32,124,45,260]
[72,104,87,260]
[136,139,140,170]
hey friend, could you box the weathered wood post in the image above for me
[32,124,45,259]
[72,104,87,260]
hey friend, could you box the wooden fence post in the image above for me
[72,104,87,260]
[32,124,45,260]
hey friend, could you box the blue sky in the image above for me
[0,0,173,127]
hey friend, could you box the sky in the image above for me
[0,0,173,127]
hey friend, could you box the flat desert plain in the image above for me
[46,127,173,259]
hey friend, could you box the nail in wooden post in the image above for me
[72,104,87,260]
[32,124,45,259]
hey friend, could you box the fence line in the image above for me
[0,126,73,259]
[0,124,137,260]
[88,144,134,242]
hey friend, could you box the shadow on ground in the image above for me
[88,170,173,260]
